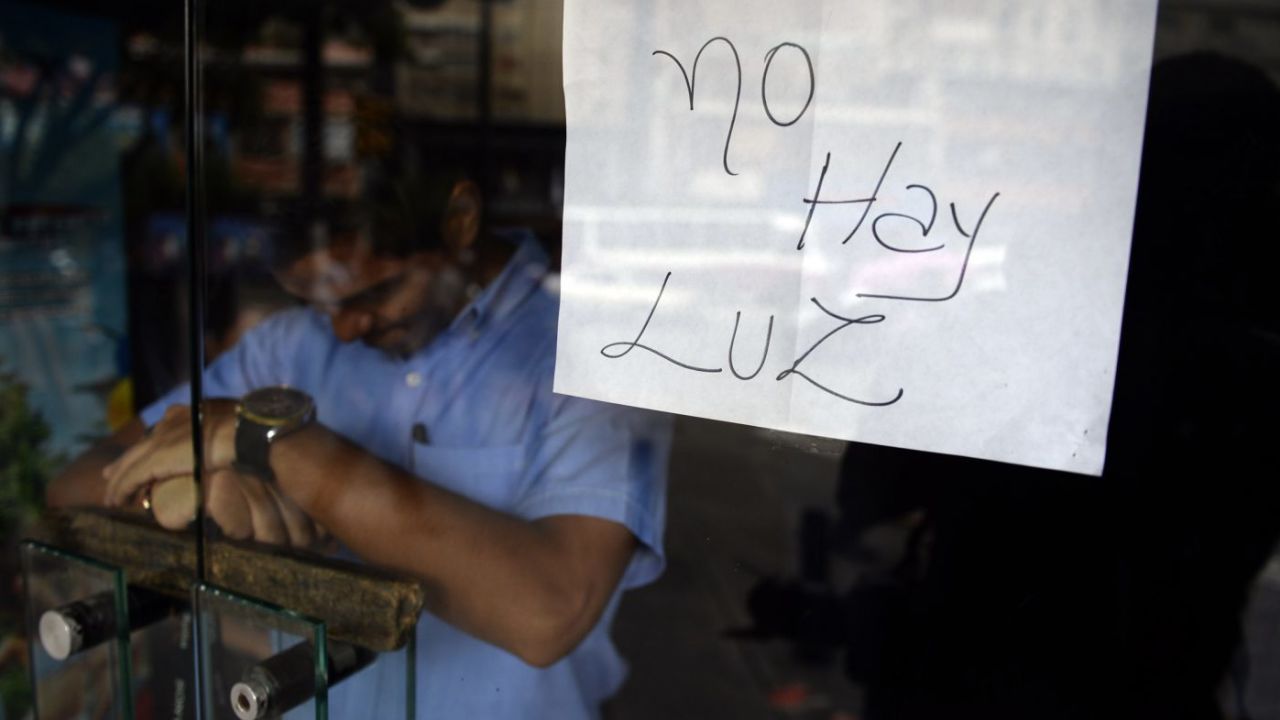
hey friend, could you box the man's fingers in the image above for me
[150,476,199,530]
[104,420,210,507]
[236,473,289,546]
[136,462,318,550]
[206,468,253,540]
[102,433,161,504]
[105,443,192,507]
[267,482,318,548]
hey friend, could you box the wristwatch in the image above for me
[234,386,316,481]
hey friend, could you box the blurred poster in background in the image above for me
[0,0,129,459]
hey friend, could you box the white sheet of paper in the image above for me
[555,0,1159,475]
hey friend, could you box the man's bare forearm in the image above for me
[47,419,146,508]
[78,408,635,666]
[270,423,636,667]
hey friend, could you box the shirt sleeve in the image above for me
[513,384,674,590]
[138,307,316,427]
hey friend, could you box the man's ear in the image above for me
[442,179,482,257]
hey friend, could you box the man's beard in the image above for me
[367,264,471,358]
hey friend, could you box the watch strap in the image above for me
[234,417,275,481]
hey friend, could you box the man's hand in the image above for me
[206,467,326,547]
[146,471,325,548]
[102,402,325,548]
[101,402,236,508]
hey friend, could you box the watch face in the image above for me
[240,386,314,426]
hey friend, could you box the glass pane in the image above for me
[181,3,1280,720]
[2,0,194,718]
[326,627,414,720]
[20,540,130,719]
[607,6,1280,720]
[195,583,406,720]
[188,1,629,718]
[9,1,1279,718]
[194,583,327,720]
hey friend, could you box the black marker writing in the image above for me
[612,37,1009,412]
[798,142,902,250]
[858,191,1001,302]
[871,183,943,253]
[653,37,743,177]
[796,151,831,250]
[728,311,774,380]
[761,42,815,127]
[776,299,904,406]
[601,271,723,373]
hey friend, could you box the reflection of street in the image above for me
[613,416,858,719]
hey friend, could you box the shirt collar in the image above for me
[448,230,549,335]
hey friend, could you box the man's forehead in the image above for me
[276,243,410,303]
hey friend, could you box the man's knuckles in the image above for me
[150,476,198,529]
[136,465,314,547]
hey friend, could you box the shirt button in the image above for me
[405,372,423,388]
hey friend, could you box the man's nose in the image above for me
[329,308,373,343]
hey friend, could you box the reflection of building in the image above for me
[232,40,371,199]
[397,2,482,121]
[396,0,564,123]
[393,0,567,237]
[1158,0,1280,79]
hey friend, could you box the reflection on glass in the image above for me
[6,2,1279,720]
[3,0,191,715]
[132,5,669,720]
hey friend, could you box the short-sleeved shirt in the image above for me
[143,235,672,719]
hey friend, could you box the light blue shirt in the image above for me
[143,235,672,719]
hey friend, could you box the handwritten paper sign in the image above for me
[555,1,1160,475]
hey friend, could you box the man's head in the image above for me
[273,177,483,357]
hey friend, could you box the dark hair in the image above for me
[268,161,472,270]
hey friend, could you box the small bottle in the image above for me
[39,586,176,661]
[229,640,376,720]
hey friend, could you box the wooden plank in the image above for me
[32,509,425,652]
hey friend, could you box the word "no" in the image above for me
[654,36,815,176]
